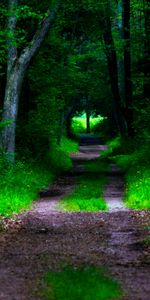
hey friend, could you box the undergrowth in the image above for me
[0,136,78,216]
[60,137,79,153]
[101,136,150,210]
[40,266,122,300]
[0,160,54,216]
[115,150,150,209]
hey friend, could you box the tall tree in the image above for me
[103,13,126,135]
[143,0,150,100]
[122,0,134,136]
[0,0,59,162]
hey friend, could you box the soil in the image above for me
[0,142,150,300]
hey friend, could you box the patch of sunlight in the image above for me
[72,112,105,134]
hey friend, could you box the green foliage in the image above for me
[100,137,121,159]
[41,265,122,300]
[60,137,79,153]
[50,146,72,174]
[104,137,150,210]
[115,146,150,210]
[0,159,54,216]
[0,120,13,131]
[0,135,77,216]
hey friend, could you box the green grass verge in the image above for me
[0,161,54,216]
[103,137,150,210]
[59,159,108,212]
[40,266,122,300]
[115,153,150,210]
[0,136,78,217]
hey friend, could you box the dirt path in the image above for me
[0,143,150,300]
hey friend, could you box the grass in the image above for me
[101,136,150,210]
[115,153,150,209]
[0,160,54,216]
[0,136,78,217]
[59,159,108,212]
[72,113,104,135]
[40,266,122,300]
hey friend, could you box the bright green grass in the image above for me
[0,138,78,216]
[0,137,78,217]
[40,266,122,300]
[125,167,150,209]
[99,136,150,210]
[72,113,104,134]
[0,161,54,216]
[59,169,107,211]
[115,152,150,210]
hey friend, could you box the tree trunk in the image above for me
[117,0,125,105]
[1,65,24,161]
[65,97,76,138]
[123,0,134,136]
[143,0,150,99]
[57,111,65,145]
[86,96,90,134]
[0,0,59,162]
[103,16,126,136]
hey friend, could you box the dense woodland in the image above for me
[0,0,149,215]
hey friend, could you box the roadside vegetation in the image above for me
[40,266,122,300]
[101,137,150,210]
[0,137,78,216]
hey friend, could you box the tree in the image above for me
[103,12,126,135]
[0,0,59,162]
[122,0,134,136]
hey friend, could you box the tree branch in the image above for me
[7,0,18,75]
[19,0,60,68]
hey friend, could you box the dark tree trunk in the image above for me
[57,111,65,145]
[117,0,125,105]
[103,16,126,136]
[86,96,90,134]
[123,0,134,136]
[65,97,76,138]
[143,0,150,99]
[86,111,90,134]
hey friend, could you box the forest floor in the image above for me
[0,140,150,300]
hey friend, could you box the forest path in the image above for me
[0,137,150,300]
